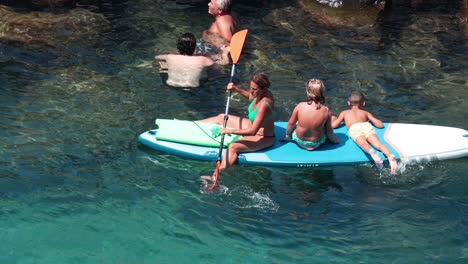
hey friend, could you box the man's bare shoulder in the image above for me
[196,55,215,66]
[216,14,235,25]
[214,15,236,39]
[162,54,181,60]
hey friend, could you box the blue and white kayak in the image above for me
[138,119,468,167]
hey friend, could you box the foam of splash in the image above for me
[228,186,280,212]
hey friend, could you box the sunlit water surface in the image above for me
[0,0,467,263]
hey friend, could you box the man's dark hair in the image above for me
[177,33,197,55]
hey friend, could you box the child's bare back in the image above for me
[335,108,383,129]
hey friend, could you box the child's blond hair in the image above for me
[306,79,326,109]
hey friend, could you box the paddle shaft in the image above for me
[209,29,248,189]
[216,64,236,161]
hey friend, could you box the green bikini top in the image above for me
[248,99,275,123]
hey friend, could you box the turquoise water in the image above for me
[1,1,467,263]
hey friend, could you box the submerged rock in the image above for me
[0,0,76,9]
[298,0,385,27]
[0,5,109,47]
[313,0,382,9]
[31,0,76,7]
[174,0,206,5]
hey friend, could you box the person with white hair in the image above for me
[202,0,238,48]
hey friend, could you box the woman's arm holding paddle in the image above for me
[227,83,249,98]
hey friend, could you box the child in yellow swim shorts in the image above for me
[348,121,376,141]
[332,91,398,173]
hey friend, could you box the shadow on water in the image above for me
[278,169,342,205]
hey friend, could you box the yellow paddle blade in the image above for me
[229,29,248,64]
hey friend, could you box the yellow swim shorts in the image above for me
[348,122,376,141]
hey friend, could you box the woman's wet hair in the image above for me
[216,0,232,13]
[348,91,366,106]
[251,72,271,90]
[306,79,326,107]
[177,33,197,55]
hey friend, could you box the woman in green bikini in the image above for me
[282,79,339,150]
[199,72,275,178]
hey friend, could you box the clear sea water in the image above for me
[0,0,467,263]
